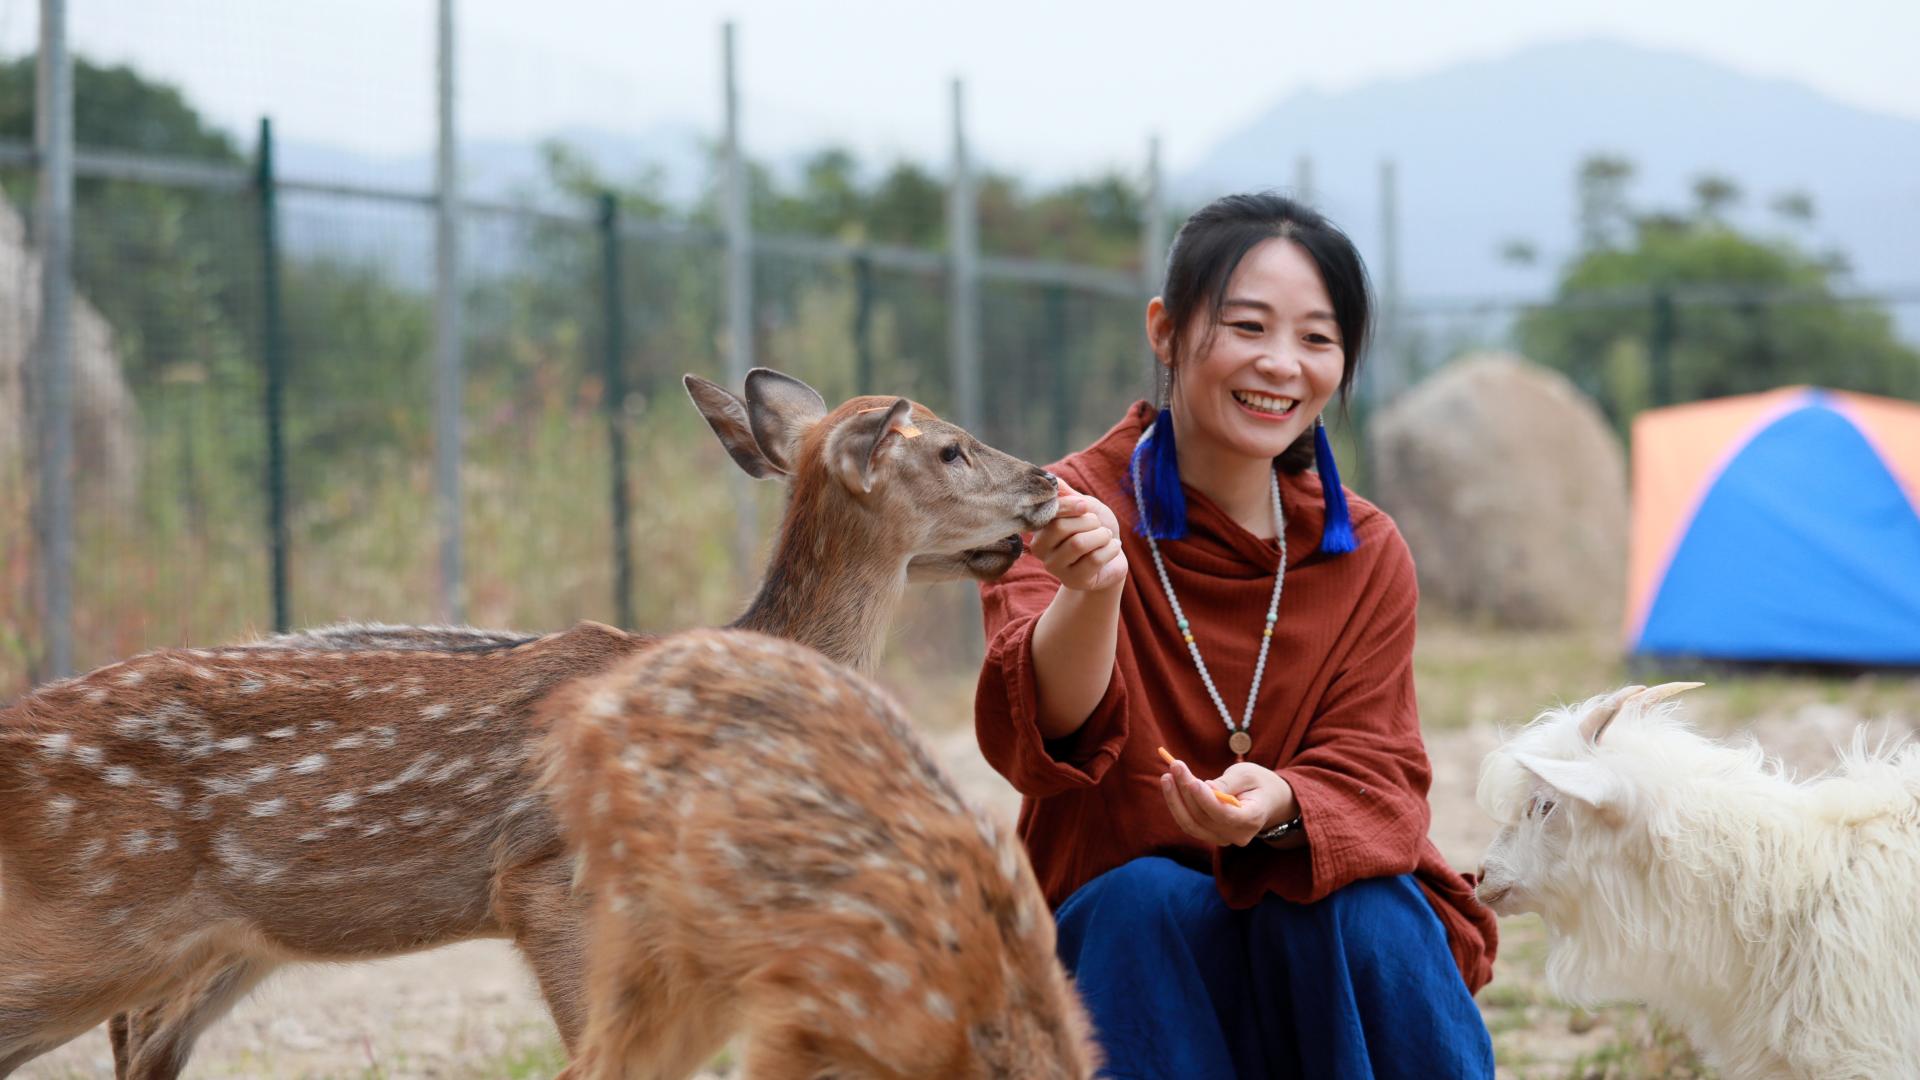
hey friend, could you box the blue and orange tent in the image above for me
[1626,387,1920,666]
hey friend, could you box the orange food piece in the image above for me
[1156,746,1243,807]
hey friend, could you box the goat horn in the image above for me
[1579,684,1646,745]
[1632,681,1705,706]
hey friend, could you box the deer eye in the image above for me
[940,444,964,464]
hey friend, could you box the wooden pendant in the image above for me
[1228,730,1252,757]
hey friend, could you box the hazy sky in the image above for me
[2,0,1915,178]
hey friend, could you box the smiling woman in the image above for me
[972,192,1497,1078]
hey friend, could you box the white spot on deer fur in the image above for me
[104,765,139,787]
[306,719,335,735]
[401,807,430,826]
[243,765,279,786]
[298,830,324,842]
[323,792,359,812]
[660,687,697,719]
[925,991,955,1022]
[38,732,72,759]
[421,702,451,721]
[361,822,388,838]
[873,961,913,992]
[79,837,107,861]
[835,990,869,1019]
[586,689,623,719]
[157,832,178,852]
[45,795,76,833]
[85,874,119,896]
[428,756,472,784]
[85,686,108,704]
[250,797,287,817]
[200,775,249,797]
[105,907,133,926]
[290,754,329,775]
[217,736,254,753]
[460,775,493,796]
[116,668,145,686]
[332,734,367,751]
[122,830,153,855]
[372,725,399,748]
[266,726,298,739]
[213,830,285,884]
[74,744,104,767]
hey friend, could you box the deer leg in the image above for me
[575,956,734,1080]
[0,940,149,1078]
[736,1025,831,1080]
[497,854,592,1052]
[119,957,277,1080]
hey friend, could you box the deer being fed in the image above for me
[0,367,1058,1079]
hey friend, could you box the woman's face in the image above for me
[1151,237,1346,462]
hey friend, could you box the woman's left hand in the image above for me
[1159,756,1298,847]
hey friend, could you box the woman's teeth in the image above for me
[1232,390,1297,414]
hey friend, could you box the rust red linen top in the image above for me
[975,402,1496,991]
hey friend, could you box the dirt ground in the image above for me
[21,679,1919,1079]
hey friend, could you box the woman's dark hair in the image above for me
[1154,192,1372,471]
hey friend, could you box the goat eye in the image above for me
[940,444,963,464]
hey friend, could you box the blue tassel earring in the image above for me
[1314,415,1358,554]
[1129,407,1189,540]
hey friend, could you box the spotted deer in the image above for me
[538,628,1099,1080]
[0,367,1059,1079]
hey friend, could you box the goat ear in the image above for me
[1511,751,1622,812]
[685,374,784,479]
[743,368,829,474]
[830,397,914,495]
[1580,684,1646,745]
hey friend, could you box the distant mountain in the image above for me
[280,123,710,207]
[274,124,709,284]
[1179,38,1920,304]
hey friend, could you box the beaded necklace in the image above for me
[1132,419,1285,761]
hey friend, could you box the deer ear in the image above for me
[685,374,783,479]
[830,397,914,495]
[744,368,829,474]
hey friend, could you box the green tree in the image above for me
[1520,161,1919,420]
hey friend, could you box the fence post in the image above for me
[33,0,75,680]
[1140,135,1165,376]
[852,252,875,393]
[720,21,757,572]
[1046,285,1071,461]
[255,117,292,634]
[947,77,981,432]
[1650,287,1675,407]
[598,193,637,631]
[432,0,466,623]
[1374,158,1403,405]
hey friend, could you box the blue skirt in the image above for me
[1055,857,1494,1080]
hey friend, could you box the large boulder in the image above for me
[1367,353,1626,630]
[1,197,139,505]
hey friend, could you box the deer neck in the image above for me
[729,496,910,676]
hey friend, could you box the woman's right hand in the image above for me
[1030,480,1129,593]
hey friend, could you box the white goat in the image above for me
[1475,683,1920,1080]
